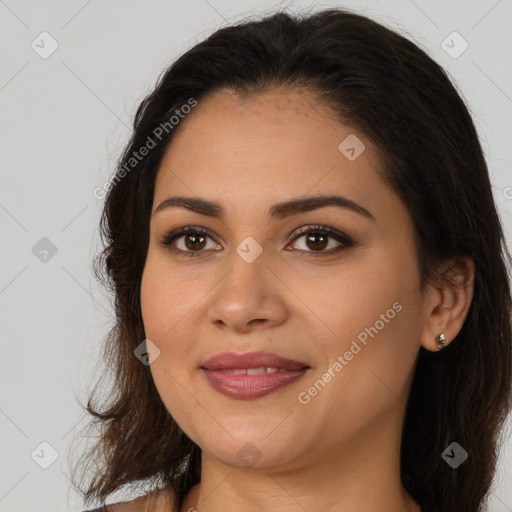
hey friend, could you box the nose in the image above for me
[207,249,289,334]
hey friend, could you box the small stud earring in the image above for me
[435,333,446,350]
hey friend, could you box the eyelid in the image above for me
[289,224,353,245]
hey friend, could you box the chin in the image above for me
[202,439,300,471]
[185,420,312,471]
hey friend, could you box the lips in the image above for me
[200,351,310,400]
[201,351,308,371]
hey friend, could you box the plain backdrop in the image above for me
[1,1,511,511]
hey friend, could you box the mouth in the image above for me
[200,351,310,400]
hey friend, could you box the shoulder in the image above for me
[83,488,176,512]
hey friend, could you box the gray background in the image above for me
[0,0,511,511]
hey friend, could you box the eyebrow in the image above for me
[153,194,376,222]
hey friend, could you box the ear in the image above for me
[420,255,475,352]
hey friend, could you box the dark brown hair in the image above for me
[71,8,512,512]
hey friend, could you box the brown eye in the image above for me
[288,225,354,256]
[159,226,221,257]
[304,233,329,251]
[184,233,207,251]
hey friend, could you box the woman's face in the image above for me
[140,88,430,471]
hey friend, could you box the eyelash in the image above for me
[157,225,354,258]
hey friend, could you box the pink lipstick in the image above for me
[200,351,310,399]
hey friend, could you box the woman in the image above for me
[73,7,512,512]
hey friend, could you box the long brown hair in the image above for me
[71,8,512,512]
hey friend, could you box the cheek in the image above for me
[287,254,407,350]
[140,257,202,389]
[140,256,196,340]
[140,269,166,340]
[296,252,420,412]
[140,264,198,431]
[296,304,417,449]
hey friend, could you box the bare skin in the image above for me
[139,88,474,512]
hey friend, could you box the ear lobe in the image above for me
[420,255,475,352]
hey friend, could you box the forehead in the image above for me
[153,88,394,222]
